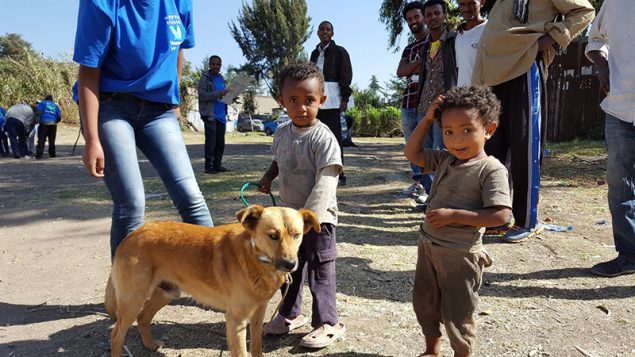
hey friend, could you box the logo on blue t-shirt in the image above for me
[165,15,184,51]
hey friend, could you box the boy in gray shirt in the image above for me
[404,86,512,357]
[258,61,346,348]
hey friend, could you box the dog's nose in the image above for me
[277,259,297,272]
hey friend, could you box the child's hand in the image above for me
[423,95,444,123]
[258,176,272,194]
[425,208,455,228]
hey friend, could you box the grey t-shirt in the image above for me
[420,149,512,253]
[272,121,342,225]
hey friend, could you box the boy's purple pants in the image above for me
[278,223,339,328]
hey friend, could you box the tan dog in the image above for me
[105,205,320,357]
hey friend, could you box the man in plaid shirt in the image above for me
[397,1,428,202]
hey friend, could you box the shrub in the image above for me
[349,105,402,137]
[0,55,79,125]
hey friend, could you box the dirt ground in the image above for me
[1,125,633,357]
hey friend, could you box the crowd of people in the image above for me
[3,0,623,355]
[0,96,62,159]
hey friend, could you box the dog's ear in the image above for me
[236,205,265,231]
[298,208,320,234]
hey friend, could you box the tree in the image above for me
[229,0,311,98]
[383,75,405,107]
[241,85,259,115]
[0,33,38,60]
[368,75,382,96]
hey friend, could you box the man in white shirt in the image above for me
[585,1,635,277]
[455,0,487,87]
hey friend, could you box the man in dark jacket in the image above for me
[310,20,353,186]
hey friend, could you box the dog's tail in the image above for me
[104,275,117,321]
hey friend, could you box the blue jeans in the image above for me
[402,108,444,193]
[203,118,226,171]
[99,95,213,258]
[605,114,635,258]
[5,117,29,158]
[0,125,10,156]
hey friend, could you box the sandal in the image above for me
[263,314,308,335]
[299,322,346,349]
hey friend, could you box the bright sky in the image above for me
[0,0,411,92]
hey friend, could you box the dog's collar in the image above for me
[250,238,273,265]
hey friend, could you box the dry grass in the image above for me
[1,126,633,357]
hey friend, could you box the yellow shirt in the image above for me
[429,39,441,60]
[472,0,595,86]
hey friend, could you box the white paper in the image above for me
[222,74,255,105]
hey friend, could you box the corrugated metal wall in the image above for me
[546,37,606,142]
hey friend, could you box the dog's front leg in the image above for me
[248,303,267,357]
[225,311,249,357]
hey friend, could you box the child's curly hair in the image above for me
[278,61,325,94]
[439,85,501,126]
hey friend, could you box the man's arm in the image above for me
[396,57,422,77]
[338,47,353,112]
[546,0,595,48]
[396,45,421,77]
[585,4,610,93]
[78,65,105,178]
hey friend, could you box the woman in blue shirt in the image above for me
[73,0,213,259]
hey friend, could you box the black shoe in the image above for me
[338,174,347,186]
[216,166,228,172]
[205,168,219,174]
[590,255,635,277]
[349,141,358,147]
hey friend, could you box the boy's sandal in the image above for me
[299,322,346,349]
[263,314,309,335]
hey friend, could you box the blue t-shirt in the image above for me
[0,107,5,126]
[36,100,62,125]
[72,0,195,105]
[212,74,227,124]
[72,81,79,104]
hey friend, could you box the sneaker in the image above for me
[484,217,516,237]
[590,255,635,277]
[502,224,544,243]
[414,192,428,204]
[402,182,424,197]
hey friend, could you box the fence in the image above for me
[545,37,606,142]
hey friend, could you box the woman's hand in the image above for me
[83,140,105,178]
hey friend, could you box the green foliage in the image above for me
[0,56,79,125]
[242,85,258,115]
[353,85,381,110]
[179,60,198,118]
[0,33,38,60]
[348,105,401,137]
[368,75,382,96]
[229,0,311,98]
[383,75,405,107]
